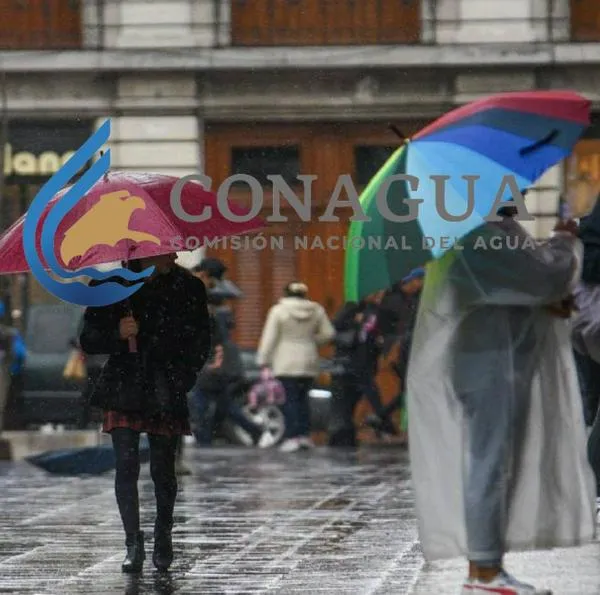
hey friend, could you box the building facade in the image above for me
[1,0,600,350]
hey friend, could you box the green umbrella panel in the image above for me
[344,144,434,302]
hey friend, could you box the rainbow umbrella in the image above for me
[344,90,591,301]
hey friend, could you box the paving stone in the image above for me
[0,447,597,594]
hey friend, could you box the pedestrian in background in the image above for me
[257,282,335,452]
[80,253,211,573]
[0,303,23,432]
[327,291,388,447]
[367,268,425,443]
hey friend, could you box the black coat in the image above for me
[79,266,212,421]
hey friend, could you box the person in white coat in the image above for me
[257,282,335,452]
[406,208,596,595]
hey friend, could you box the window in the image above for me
[354,145,398,186]
[230,146,301,187]
[27,307,79,353]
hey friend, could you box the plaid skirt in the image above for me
[102,410,192,437]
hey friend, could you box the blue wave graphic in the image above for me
[23,119,154,306]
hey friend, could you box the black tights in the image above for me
[111,428,179,535]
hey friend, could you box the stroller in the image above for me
[229,368,287,448]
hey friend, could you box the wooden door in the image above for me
[203,121,428,415]
[571,0,600,41]
[322,0,421,44]
[229,0,271,46]
[0,0,81,50]
[222,222,302,349]
[378,0,421,44]
[230,0,422,46]
[204,124,310,348]
[269,0,324,45]
[230,0,322,45]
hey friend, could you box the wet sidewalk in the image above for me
[0,446,598,594]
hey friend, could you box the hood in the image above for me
[277,297,321,321]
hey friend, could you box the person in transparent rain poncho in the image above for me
[406,205,596,595]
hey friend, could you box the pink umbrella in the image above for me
[0,171,263,274]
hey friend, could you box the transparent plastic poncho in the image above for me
[406,217,596,561]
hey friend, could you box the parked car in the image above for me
[20,303,90,428]
[223,347,333,446]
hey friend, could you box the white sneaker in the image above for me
[297,436,315,449]
[279,438,301,452]
[257,432,277,449]
[462,570,552,595]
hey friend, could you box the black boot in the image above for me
[153,527,173,571]
[122,531,145,573]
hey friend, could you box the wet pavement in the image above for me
[0,445,599,594]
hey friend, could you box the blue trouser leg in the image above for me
[190,386,213,444]
[459,377,531,565]
[296,378,312,437]
[279,377,312,439]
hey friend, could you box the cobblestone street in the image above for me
[0,446,599,594]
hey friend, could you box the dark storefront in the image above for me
[0,118,95,319]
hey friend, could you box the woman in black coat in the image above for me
[79,254,211,573]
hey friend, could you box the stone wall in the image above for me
[87,0,572,49]
[101,0,217,49]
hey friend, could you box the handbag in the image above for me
[572,281,600,363]
[247,368,286,408]
[63,349,87,381]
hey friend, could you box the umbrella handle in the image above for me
[128,336,137,353]
[125,304,137,353]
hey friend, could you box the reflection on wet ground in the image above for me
[0,446,599,594]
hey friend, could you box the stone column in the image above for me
[101,0,219,49]
[94,74,205,269]
[451,0,539,44]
